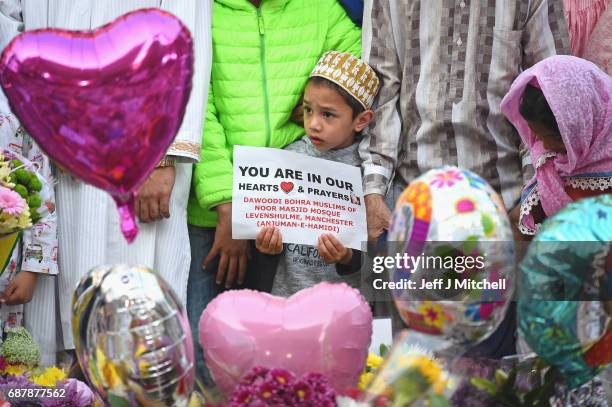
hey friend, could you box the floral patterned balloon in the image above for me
[387,166,514,354]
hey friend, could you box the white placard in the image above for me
[370,318,393,354]
[232,146,367,250]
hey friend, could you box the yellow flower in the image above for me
[135,343,151,374]
[411,356,442,385]
[358,371,374,390]
[96,347,124,390]
[0,212,18,232]
[0,165,11,184]
[433,378,448,395]
[32,367,67,387]
[17,209,32,229]
[4,364,27,376]
[366,353,383,370]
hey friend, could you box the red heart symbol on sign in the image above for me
[280,181,294,193]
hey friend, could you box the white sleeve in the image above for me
[160,0,212,163]
[0,0,23,113]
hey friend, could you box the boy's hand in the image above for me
[0,271,38,305]
[318,234,352,265]
[255,227,283,255]
[204,203,250,288]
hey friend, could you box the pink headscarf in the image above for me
[501,55,612,233]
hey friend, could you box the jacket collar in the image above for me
[215,0,292,12]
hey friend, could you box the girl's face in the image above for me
[527,121,566,154]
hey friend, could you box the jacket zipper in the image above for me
[257,8,271,147]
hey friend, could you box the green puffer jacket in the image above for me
[188,0,361,227]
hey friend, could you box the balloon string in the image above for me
[115,194,139,243]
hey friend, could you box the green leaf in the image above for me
[434,244,457,258]
[495,369,509,386]
[501,369,517,394]
[481,214,495,235]
[523,387,541,407]
[463,236,479,254]
[427,394,451,407]
[379,343,389,357]
[107,392,133,407]
[470,378,497,395]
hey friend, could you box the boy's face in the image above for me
[303,82,370,152]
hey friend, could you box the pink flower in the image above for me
[0,186,27,216]
[429,169,464,188]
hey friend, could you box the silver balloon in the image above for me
[72,265,195,406]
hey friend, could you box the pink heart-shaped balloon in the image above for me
[0,9,193,242]
[200,283,372,396]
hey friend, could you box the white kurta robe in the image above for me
[0,0,211,350]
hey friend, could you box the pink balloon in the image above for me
[200,283,372,396]
[0,9,194,242]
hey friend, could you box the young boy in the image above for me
[256,51,379,296]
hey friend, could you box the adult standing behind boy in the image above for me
[0,0,211,352]
[360,0,570,242]
[360,0,569,356]
[187,0,360,382]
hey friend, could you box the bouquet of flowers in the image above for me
[451,356,609,407]
[357,332,451,407]
[0,327,95,406]
[208,366,337,407]
[0,148,51,274]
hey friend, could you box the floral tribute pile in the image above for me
[0,327,94,406]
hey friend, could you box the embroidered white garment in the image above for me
[0,0,212,350]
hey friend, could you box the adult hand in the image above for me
[136,166,176,223]
[290,101,304,126]
[318,234,352,264]
[365,194,391,241]
[204,203,250,288]
[255,227,283,255]
[1,271,38,305]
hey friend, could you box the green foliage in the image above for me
[27,176,42,192]
[427,394,451,407]
[13,184,28,198]
[470,360,564,407]
[13,169,32,185]
[27,193,42,210]
[0,327,40,367]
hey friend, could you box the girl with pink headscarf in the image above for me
[501,55,612,236]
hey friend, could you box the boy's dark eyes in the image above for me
[304,106,312,113]
[323,111,335,118]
